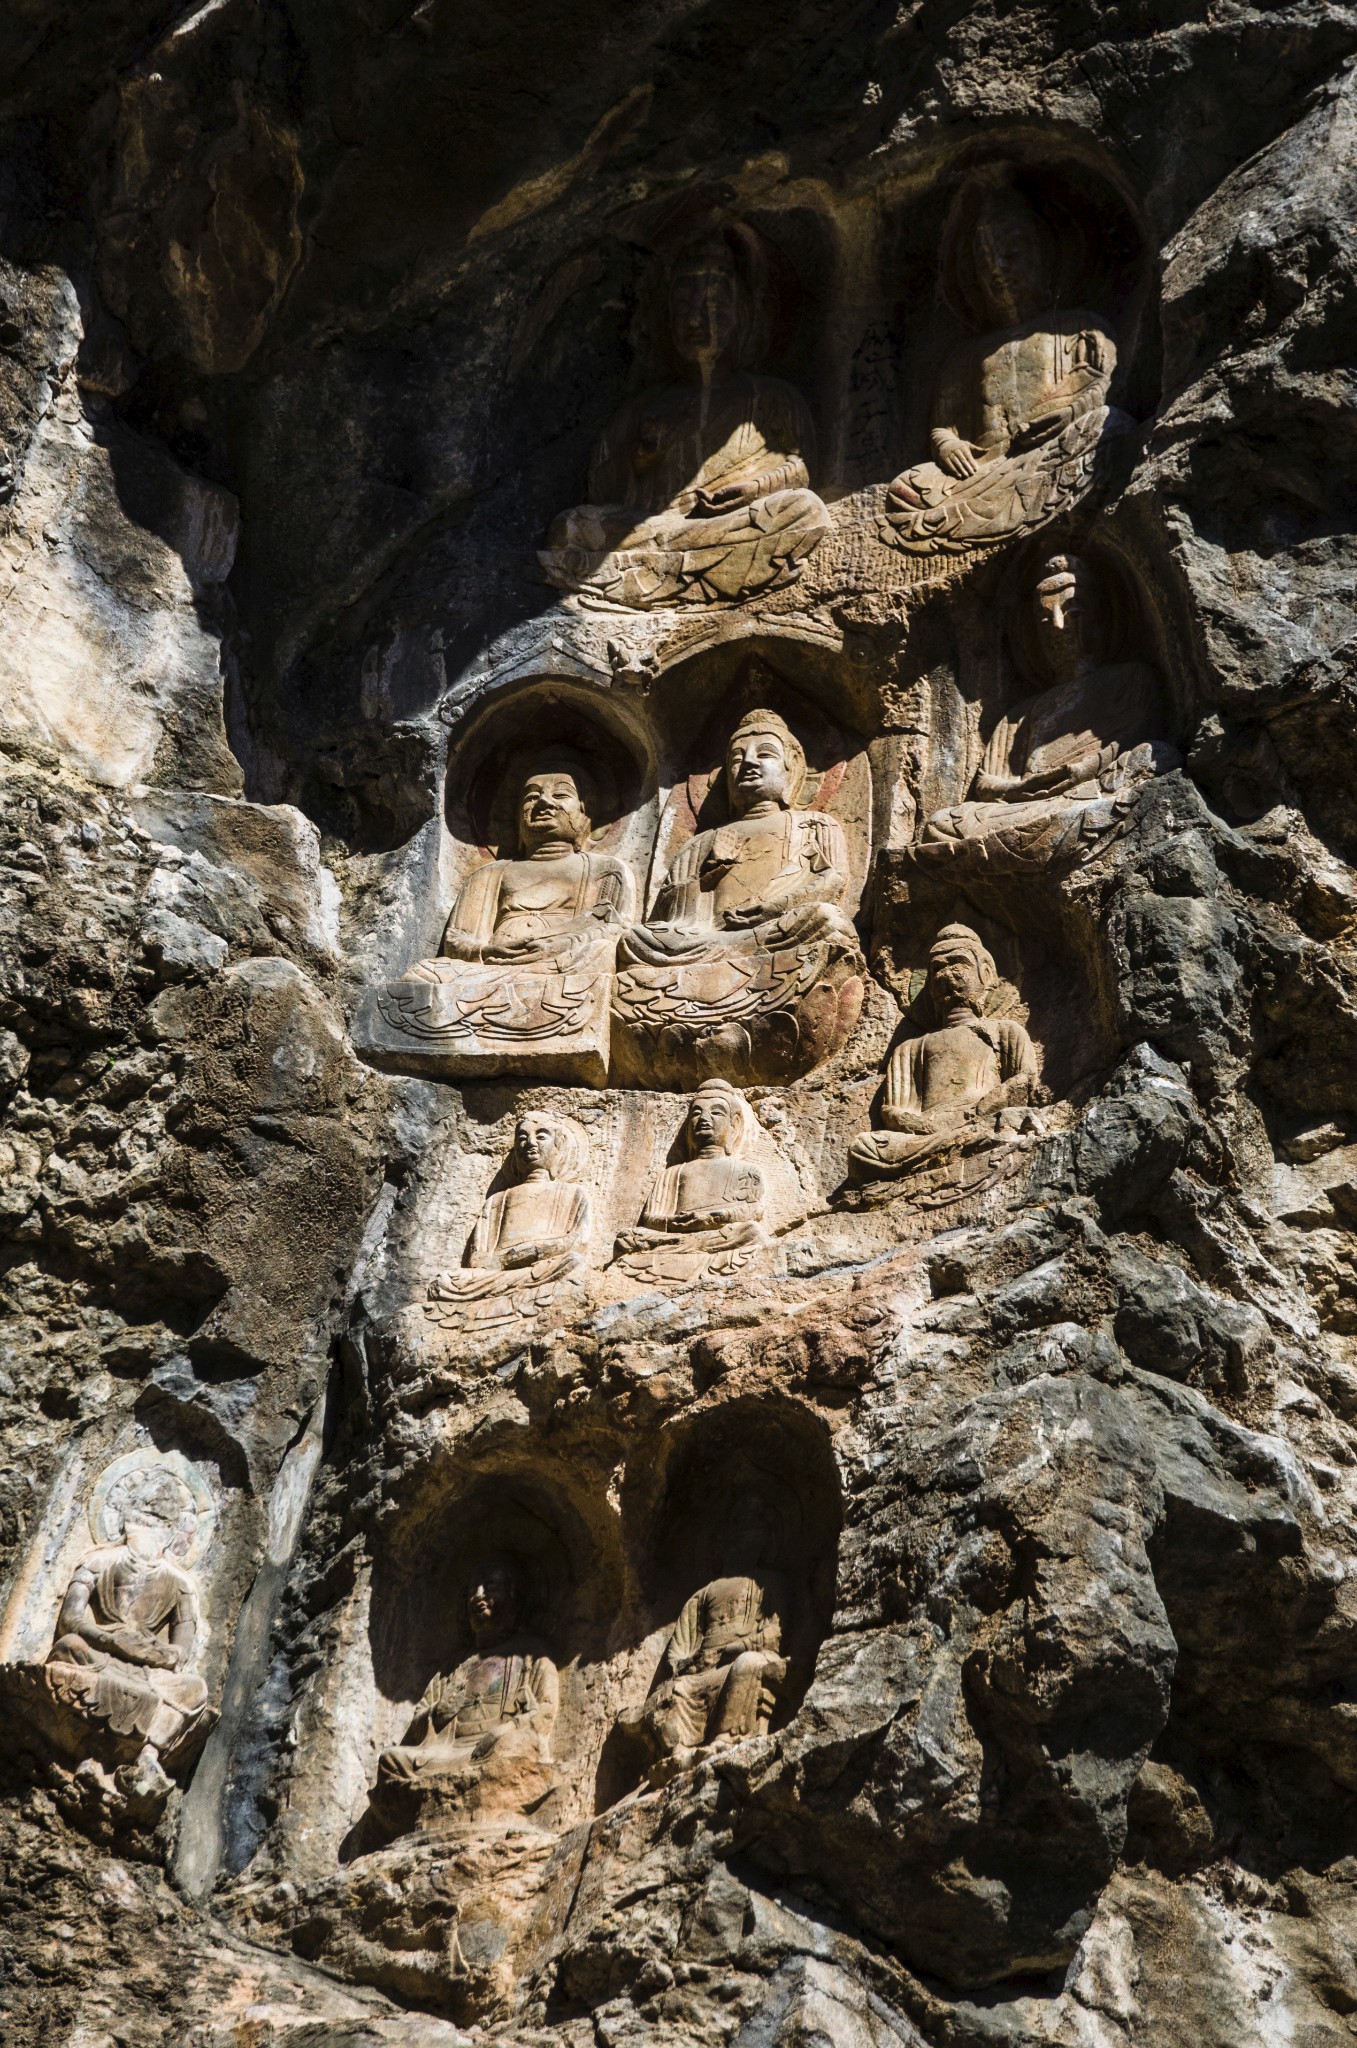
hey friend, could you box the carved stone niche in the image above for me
[611,669,870,1090]
[354,693,652,1085]
[604,1398,841,1802]
[879,158,1148,580]
[0,1448,218,1828]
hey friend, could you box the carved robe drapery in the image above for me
[45,1545,209,1752]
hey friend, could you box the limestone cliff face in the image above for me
[3,7,1357,2047]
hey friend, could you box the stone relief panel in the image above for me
[425,1109,593,1333]
[880,168,1132,571]
[0,1449,218,1825]
[540,219,831,612]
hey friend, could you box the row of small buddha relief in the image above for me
[534,165,1139,608]
[0,1450,797,1843]
[358,547,1175,1096]
[421,926,1039,1329]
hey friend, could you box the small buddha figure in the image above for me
[613,708,862,1085]
[621,1508,789,1783]
[848,924,1040,1188]
[372,1558,559,1833]
[41,1466,212,1796]
[883,176,1124,557]
[913,555,1179,872]
[378,754,634,1083]
[614,1079,768,1285]
[540,226,831,609]
[426,1112,591,1330]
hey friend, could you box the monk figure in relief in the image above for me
[427,1112,591,1328]
[884,177,1123,557]
[614,1079,768,1285]
[541,228,831,609]
[849,925,1040,1185]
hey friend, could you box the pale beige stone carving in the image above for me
[882,177,1123,558]
[373,757,635,1084]
[371,1559,560,1835]
[848,924,1042,1199]
[913,554,1179,872]
[622,1519,788,1783]
[612,708,863,1088]
[9,1450,217,1807]
[540,227,831,609]
[426,1112,591,1331]
[613,1078,769,1285]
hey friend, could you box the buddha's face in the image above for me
[515,1117,562,1178]
[519,771,589,853]
[466,1565,517,1643]
[688,1090,734,1156]
[928,949,986,1017]
[727,730,792,812]
[123,1514,174,1562]
[973,197,1051,324]
[669,260,740,365]
[1034,571,1099,677]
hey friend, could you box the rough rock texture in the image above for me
[4,5,1357,2047]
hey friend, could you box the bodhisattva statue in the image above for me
[612,708,863,1087]
[372,1559,559,1834]
[40,1462,214,1798]
[614,1078,768,1285]
[426,1112,591,1331]
[848,924,1041,1194]
[621,1510,789,1784]
[913,554,1179,872]
[372,757,635,1084]
[883,178,1123,558]
[540,227,831,609]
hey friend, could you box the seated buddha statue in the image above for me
[375,755,635,1084]
[883,176,1125,558]
[540,226,831,609]
[372,1559,559,1834]
[912,554,1179,872]
[426,1112,592,1331]
[612,708,863,1087]
[613,1079,768,1286]
[41,1465,213,1797]
[848,924,1041,1191]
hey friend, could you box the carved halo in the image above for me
[89,1448,216,1567]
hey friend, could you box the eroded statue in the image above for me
[848,924,1042,1201]
[426,1112,591,1332]
[612,708,863,1087]
[912,554,1178,871]
[613,1078,768,1286]
[372,1558,559,1835]
[540,225,831,609]
[0,1451,217,1812]
[883,176,1125,558]
[621,1511,789,1784]
[368,757,634,1084]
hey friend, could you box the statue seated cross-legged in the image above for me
[426,1112,591,1333]
[613,1079,769,1287]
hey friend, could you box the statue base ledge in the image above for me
[352,981,610,1087]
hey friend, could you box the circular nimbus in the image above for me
[88,1448,216,1568]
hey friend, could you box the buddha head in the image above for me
[109,1468,194,1564]
[970,182,1057,327]
[684,1078,755,1159]
[724,708,808,816]
[1031,554,1107,682]
[511,1111,586,1185]
[666,225,767,370]
[926,924,997,1022]
[465,1557,521,1647]
[516,753,596,857]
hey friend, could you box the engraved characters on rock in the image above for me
[614,1078,769,1285]
[375,755,635,1084]
[612,708,863,1087]
[540,226,831,610]
[426,1112,592,1331]
[883,176,1124,559]
[849,924,1042,1199]
[372,1558,559,1835]
[913,554,1178,872]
